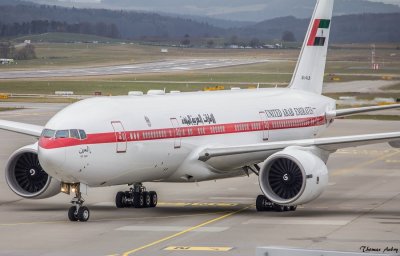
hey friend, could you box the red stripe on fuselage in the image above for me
[38,116,326,149]
[307,19,321,46]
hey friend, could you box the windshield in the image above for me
[41,129,55,138]
[43,129,87,140]
[55,130,69,138]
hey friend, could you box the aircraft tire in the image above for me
[68,206,78,221]
[77,206,90,222]
[149,191,157,207]
[115,191,125,208]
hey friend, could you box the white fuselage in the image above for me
[38,88,336,187]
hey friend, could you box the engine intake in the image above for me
[259,148,328,205]
[5,144,61,199]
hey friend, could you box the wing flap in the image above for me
[0,120,43,137]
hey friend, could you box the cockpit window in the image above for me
[41,129,55,138]
[70,129,80,139]
[79,130,87,140]
[55,130,69,138]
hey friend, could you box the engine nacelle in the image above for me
[259,148,328,206]
[5,143,61,199]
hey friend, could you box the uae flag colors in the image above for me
[307,19,331,46]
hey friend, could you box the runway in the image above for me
[0,105,399,256]
[0,59,267,79]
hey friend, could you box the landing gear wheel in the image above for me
[116,191,125,208]
[289,205,297,211]
[77,206,90,222]
[133,192,144,208]
[256,195,273,211]
[149,191,157,208]
[68,206,78,221]
[256,195,266,211]
[273,204,285,212]
[143,192,151,207]
[68,183,90,222]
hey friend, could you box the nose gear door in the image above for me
[111,121,127,153]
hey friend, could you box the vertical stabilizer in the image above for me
[289,0,334,95]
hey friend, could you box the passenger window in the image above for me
[41,129,55,138]
[55,130,69,138]
[70,129,80,139]
[79,130,87,140]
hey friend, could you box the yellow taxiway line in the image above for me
[119,206,250,256]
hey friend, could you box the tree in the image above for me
[229,35,238,45]
[180,34,190,46]
[206,39,214,48]
[282,31,296,42]
[14,44,36,60]
[0,42,14,58]
[249,38,261,48]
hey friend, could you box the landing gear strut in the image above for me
[115,183,157,208]
[256,195,297,212]
[67,184,90,222]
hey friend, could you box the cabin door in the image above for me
[111,121,127,153]
[259,111,269,141]
[170,118,181,149]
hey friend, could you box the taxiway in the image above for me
[0,59,267,79]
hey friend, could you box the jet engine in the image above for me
[5,144,61,199]
[259,147,328,206]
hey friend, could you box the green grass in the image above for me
[382,83,400,90]
[0,107,19,111]
[0,79,281,95]
[14,33,124,43]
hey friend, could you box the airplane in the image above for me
[1,0,400,222]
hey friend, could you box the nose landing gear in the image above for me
[115,183,157,209]
[66,183,90,222]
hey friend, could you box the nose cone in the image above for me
[38,138,66,178]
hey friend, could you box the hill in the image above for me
[0,1,399,43]
[236,13,400,43]
[23,0,400,22]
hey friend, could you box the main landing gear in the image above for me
[115,183,157,208]
[256,195,297,212]
[67,184,90,222]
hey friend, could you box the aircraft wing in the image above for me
[198,132,400,162]
[0,120,43,137]
[327,104,400,119]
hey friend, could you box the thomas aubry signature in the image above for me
[360,245,399,254]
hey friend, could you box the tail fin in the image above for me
[289,0,334,95]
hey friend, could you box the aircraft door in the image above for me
[259,111,269,141]
[170,118,181,149]
[111,121,127,153]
